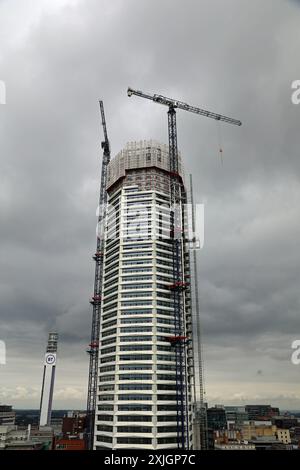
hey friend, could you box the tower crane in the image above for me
[86,100,111,450]
[127,87,241,450]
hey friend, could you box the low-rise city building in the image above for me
[0,405,16,426]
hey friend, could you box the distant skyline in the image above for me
[1,0,300,409]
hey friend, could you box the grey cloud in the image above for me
[0,0,300,409]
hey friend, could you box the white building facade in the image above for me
[94,141,194,450]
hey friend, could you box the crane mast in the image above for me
[86,100,110,450]
[127,86,241,450]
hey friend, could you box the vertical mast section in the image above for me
[168,106,189,449]
[86,101,111,450]
[189,174,208,449]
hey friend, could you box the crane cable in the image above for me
[217,119,223,165]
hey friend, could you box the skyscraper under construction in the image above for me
[94,140,195,450]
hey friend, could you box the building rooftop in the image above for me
[107,140,185,189]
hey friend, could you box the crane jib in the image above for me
[127,87,242,126]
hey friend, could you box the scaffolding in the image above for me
[167,106,190,449]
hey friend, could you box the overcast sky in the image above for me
[0,0,300,410]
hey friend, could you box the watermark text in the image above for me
[0,80,6,104]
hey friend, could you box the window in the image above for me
[122,276,152,282]
[124,187,139,193]
[96,435,113,443]
[157,345,172,352]
[156,292,172,300]
[157,327,175,334]
[125,192,151,199]
[102,312,117,321]
[157,317,174,325]
[157,415,177,422]
[117,437,152,444]
[105,246,119,259]
[120,345,152,352]
[157,275,173,283]
[156,251,173,260]
[121,309,152,315]
[104,285,118,296]
[122,260,152,267]
[157,384,177,391]
[122,267,152,274]
[97,415,113,421]
[124,222,151,229]
[99,375,115,382]
[98,394,114,401]
[117,415,152,422]
[157,308,173,316]
[157,395,177,401]
[120,336,152,343]
[119,354,152,361]
[104,269,119,285]
[157,374,176,381]
[100,355,115,364]
[157,300,173,307]
[156,243,173,252]
[98,405,114,411]
[109,191,121,205]
[157,426,178,433]
[121,283,152,290]
[119,374,152,380]
[118,394,152,401]
[97,424,113,432]
[126,201,152,207]
[99,384,114,391]
[121,300,152,307]
[157,355,175,362]
[119,384,152,391]
[121,292,152,298]
[101,337,116,346]
[156,283,171,291]
[155,267,173,275]
[99,365,115,373]
[104,279,118,291]
[118,404,152,411]
[121,318,152,324]
[123,243,152,250]
[157,437,177,444]
[101,346,116,355]
[101,319,117,329]
[157,405,177,411]
[103,302,118,312]
[119,364,152,371]
[104,270,119,281]
[117,426,152,433]
[101,328,117,338]
[105,256,119,268]
[123,253,152,259]
[120,326,152,333]
[156,335,173,342]
[103,293,118,304]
